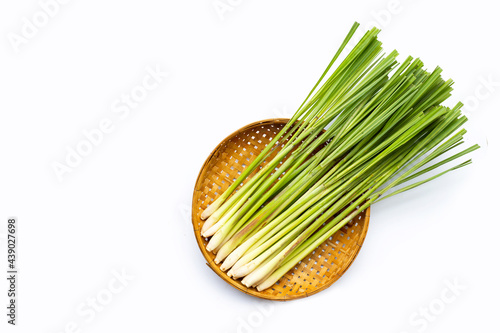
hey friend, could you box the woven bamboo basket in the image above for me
[192,119,370,301]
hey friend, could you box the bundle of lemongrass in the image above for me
[200,23,479,291]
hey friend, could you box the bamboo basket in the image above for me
[192,119,370,301]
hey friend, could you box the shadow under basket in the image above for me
[192,118,370,301]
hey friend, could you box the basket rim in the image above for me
[191,118,370,301]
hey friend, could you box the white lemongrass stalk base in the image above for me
[256,274,279,291]
[206,230,226,252]
[201,212,222,235]
[220,247,245,271]
[202,211,230,237]
[215,240,236,268]
[214,231,234,257]
[201,197,224,220]
[241,265,273,288]
[228,252,256,277]
[231,261,258,279]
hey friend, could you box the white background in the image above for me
[1,0,499,332]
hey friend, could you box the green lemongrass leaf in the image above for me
[375,160,473,202]
[395,144,480,185]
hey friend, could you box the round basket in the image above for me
[192,119,370,301]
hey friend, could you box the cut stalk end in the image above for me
[220,249,244,272]
[231,262,257,279]
[201,213,221,235]
[201,198,223,220]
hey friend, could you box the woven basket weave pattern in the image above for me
[192,119,370,301]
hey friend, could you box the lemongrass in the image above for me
[199,22,479,292]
